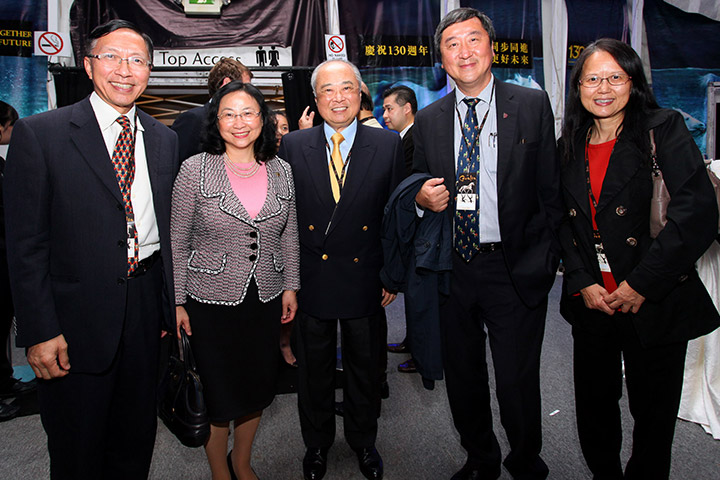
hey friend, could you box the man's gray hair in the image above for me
[434,7,496,54]
[310,59,363,96]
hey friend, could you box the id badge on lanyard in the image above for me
[456,172,477,211]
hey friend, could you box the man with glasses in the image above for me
[413,8,562,480]
[278,59,404,480]
[5,19,178,479]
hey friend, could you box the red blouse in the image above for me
[587,139,618,293]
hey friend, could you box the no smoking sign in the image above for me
[34,31,71,57]
[324,34,347,60]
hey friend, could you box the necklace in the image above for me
[224,153,260,178]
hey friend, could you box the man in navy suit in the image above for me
[4,20,178,479]
[278,59,404,480]
[413,8,562,480]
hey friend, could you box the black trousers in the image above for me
[296,309,383,450]
[0,253,14,384]
[38,261,164,480]
[441,249,548,480]
[572,317,688,480]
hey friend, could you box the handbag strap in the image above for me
[649,129,660,172]
[178,329,200,372]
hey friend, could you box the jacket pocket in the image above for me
[272,252,284,272]
[187,251,227,275]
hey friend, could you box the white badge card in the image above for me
[127,220,137,258]
[456,172,477,211]
[595,243,612,273]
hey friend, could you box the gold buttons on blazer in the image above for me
[568,208,576,217]
[615,206,627,216]
[308,225,315,231]
[322,254,328,260]
[626,237,637,247]
[362,226,368,231]
[354,258,359,263]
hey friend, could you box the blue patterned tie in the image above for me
[454,98,480,261]
[111,115,138,274]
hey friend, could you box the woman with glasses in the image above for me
[558,38,719,479]
[171,80,300,480]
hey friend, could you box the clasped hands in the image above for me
[580,281,645,315]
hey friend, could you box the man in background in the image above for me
[382,85,417,177]
[171,57,252,161]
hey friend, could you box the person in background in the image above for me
[0,101,36,423]
[272,109,297,368]
[558,38,719,479]
[358,82,382,128]
[172,57,253,161]
[4,20,179,479]
[278,59,404,480]
[382,85,417,177]
[413,8,562,479]
[172,81,300,480]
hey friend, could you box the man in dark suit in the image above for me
[171,57,252,161]
[413,8,562,480]
[278,59,404,480]
[382,85,417,178]
[4,20,178,479]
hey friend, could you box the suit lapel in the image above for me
[435,94,456,196]
[200,153,256,226]
[256,158,292,222]
[301,127,336,213]
[595,136,643,213]
[563,139,593,222]
[494,81,519,195]
[69,98,123,203]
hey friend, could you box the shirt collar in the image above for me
[399,122,414,138]
[89,92,143,132]
[455,75,495,107]
[323,118,358,146]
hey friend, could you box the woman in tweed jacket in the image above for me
[171,81,300,480]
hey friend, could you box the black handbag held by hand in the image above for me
[158,328,210,448]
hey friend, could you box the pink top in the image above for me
[225,162,268,218]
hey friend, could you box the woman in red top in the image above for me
[558,38,719,479]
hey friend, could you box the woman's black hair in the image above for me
[561,38,659,164]
[202,80,278,163]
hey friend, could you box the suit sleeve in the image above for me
[171,110,202,162]
[535,91,564,260]
[4,119,62,347]
[170,159,198,305]
[411,110,430,174]
[626,111,718,300]
[281,161,301,291]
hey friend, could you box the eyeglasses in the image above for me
[86,53,152,69]
[217,110,261,123]
[579,73,631,88]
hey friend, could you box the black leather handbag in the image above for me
[158,329,210,448]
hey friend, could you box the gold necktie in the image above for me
[329,132,345,203]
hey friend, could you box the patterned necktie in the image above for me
[454,98,481,261]
[112,115,139,274]
[329,132,345,203]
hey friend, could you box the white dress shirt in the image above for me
[90,92,160,261]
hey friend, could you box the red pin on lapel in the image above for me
[503,113,509,119]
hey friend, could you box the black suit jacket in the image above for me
[401,125,415,177]
[413,81,563,308]
[4,96,179,373]
[558,109,720,347]
[278,123,404,319]
[171,103,209,162]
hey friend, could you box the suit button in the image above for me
[117,278,125,285]
[309,225,315,231]
[250,243,258,250]
[354,258,359,263]
[117,204,124,212]
[249,254,257,262]
[362,226,368,231]
[117,240,124,247]
[615,206,627,216]
[248,231,258,238]
[322,254,328,260]
[568,208,576,217]
[626,237,637,247]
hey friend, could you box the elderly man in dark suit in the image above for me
[4,20,178,480]
[278,59,404,480]
[413,8,563,480]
